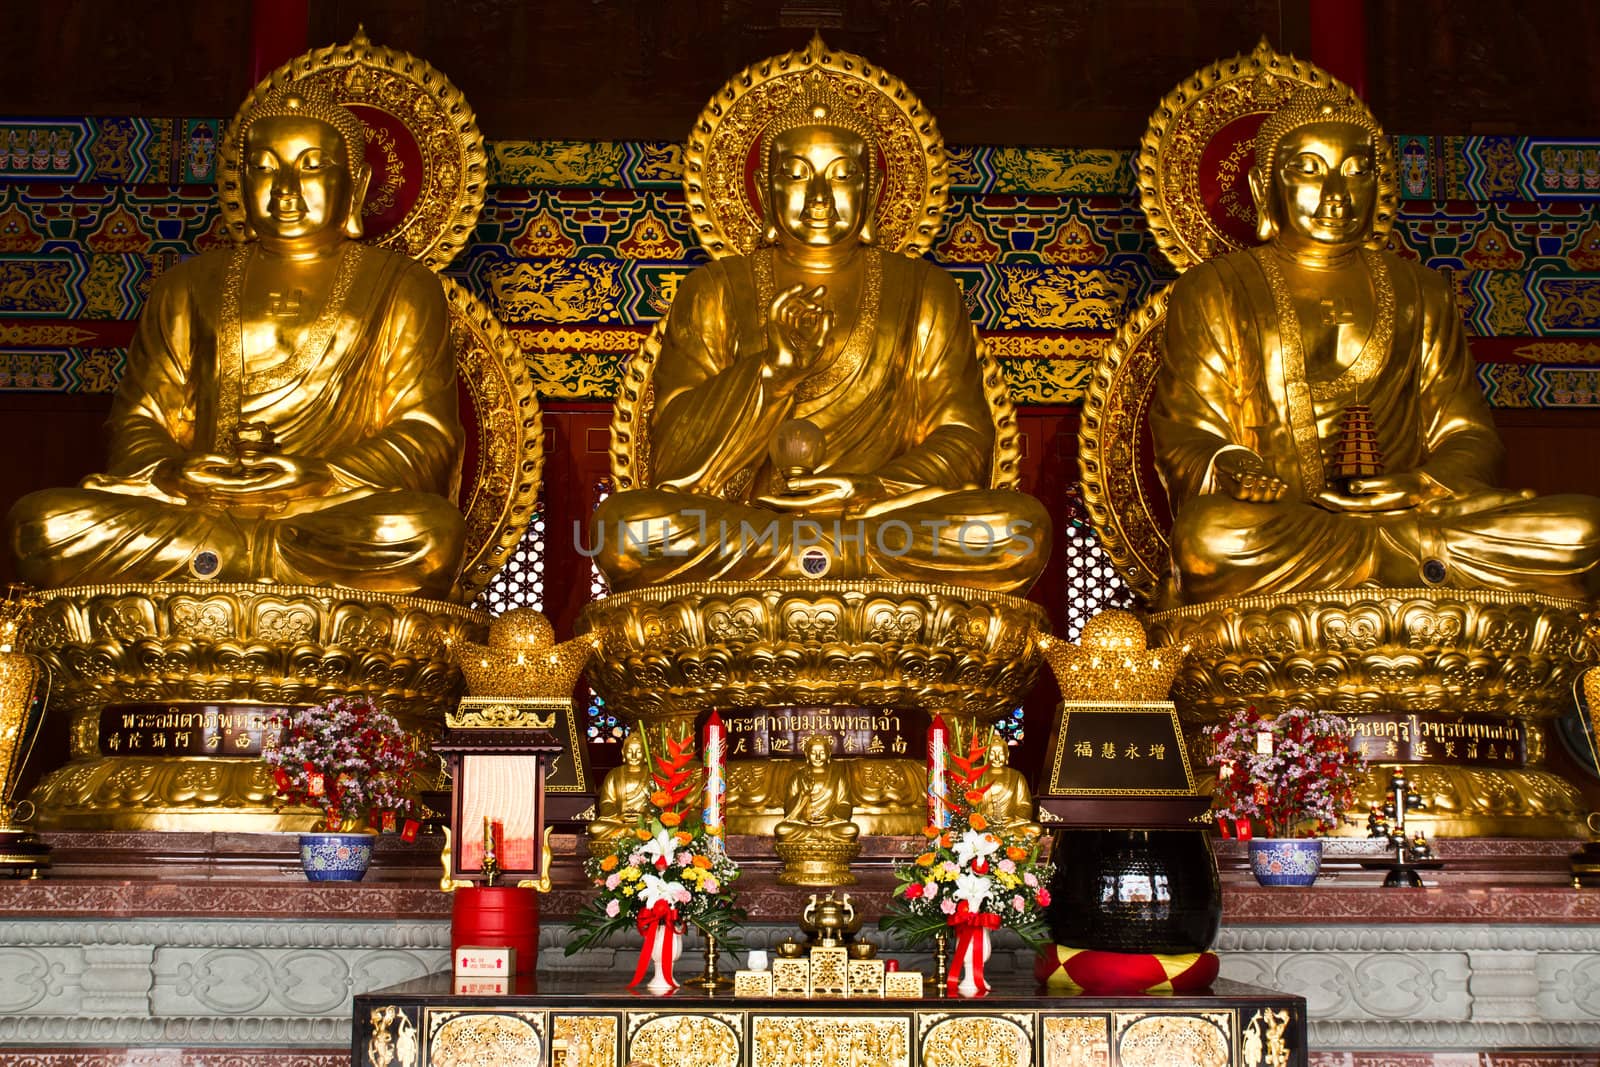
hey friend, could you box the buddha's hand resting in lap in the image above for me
[755,473,887,515]
[1315,472,1454,513]
[157,453,334,503]
[1214,449,1288,503]
[763,284,833,384]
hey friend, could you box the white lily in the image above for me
[953,871,992,907]
[953,829,1000,868]
[640,829,677,869]
[640,872,676,908]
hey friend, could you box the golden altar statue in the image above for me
[587,730,652,855]
[579,36,1051,859]
[1080,40,1597,836]
[773,734,861,886]
[12,32,542,830]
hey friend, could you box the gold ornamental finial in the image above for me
[1038,609,1182,702]
[1254,85,1382,178]
[457,608,598,699]
[238,85,368,172]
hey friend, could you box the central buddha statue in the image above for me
[593,76,1049,593]
[7,89,466,597]
[1153,88,1600,606]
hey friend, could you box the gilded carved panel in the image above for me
[552,1014,619,1067]
[425,1009,545,1067]
[627,1012,741,1067]
[1042,1015,1111,1067]
[751,1015,911,1067]
[919,1013,1033,1067]
[1113,1011,1233,1067]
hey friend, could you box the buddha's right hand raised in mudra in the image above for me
[762,283,832,384]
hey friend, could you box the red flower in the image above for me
[905,882,924,900]
[1036,888,1051,907]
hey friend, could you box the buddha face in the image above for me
[242,114,357,248]
[804,735,832,769]
[622,733,645,768]
[1261,120,1376,250]
[767,126,869,248]
[987,736,1009,769]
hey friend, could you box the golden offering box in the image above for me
[808,946,848,996]
[733,970,773,998]
[884,971,924,998]
[847,958,886,996]
[772,957,810,997]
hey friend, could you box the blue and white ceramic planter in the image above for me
[1246,838,1322,887]
[298,832,375,882]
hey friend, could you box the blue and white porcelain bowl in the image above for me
[1246,838,1323,887]
[298,832,375,882]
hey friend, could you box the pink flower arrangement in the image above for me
[1207,706,1365,838]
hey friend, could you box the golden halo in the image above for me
[218,27,487,271]
[1077,288,1172,601]
[1136,38,1398,273]
[444,277,543,603]
[684,33,948,259]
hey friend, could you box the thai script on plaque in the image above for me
[1346,712,1526,767]
[714,706,926,759]
[98,703,284,757]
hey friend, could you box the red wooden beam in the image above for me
[250,0,310,83]
[1309,0,1368,100]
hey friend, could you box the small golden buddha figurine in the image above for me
[1153,87,1600,605]
[592,75,1050,594]
[774,734,861,886]
[775,734,861,845]
[978,733,1040,836]
[587,730,652,854]
[8,89,465,596]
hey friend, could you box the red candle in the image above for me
[703,710,726,837]
[928,714,948,829]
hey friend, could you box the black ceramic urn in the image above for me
[1046,828,1222,954]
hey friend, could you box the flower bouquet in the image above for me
[881,731,1054,996]
[1208,706,1365,886]
[567,728,742,992]
[263,697,421,881]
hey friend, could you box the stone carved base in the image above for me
[25,582,486,831]
[1150,588,1593,838]
[774,835,861,887]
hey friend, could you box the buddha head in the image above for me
[238,88,372,249]
[802,733,833,769]
[621,730,646,769]
[760,74,877,249]
[987,733,1009,770]
[1249,88,1382,253]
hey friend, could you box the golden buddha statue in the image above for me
[7,88,466,597]
[1153,87,1600,606]
[774,734,861,886]
[978,733,1040,836]
[591,73,1049,594]
[587,730,652,854]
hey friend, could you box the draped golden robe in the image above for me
[7,246,466,596]
[1153,247,1600,604]
[594,249,1050,593]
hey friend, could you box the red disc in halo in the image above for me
[346,103,425,242]
[1197,113,1271,250]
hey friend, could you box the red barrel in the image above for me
[451,886,540,975]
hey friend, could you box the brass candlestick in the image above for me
[689,929,733,991]
[927,928,949,993]
[0,587,48,880]
[481,815,501,887]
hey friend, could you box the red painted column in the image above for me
[250,0,311,82]
[1308,0,1368,100]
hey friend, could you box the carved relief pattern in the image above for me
[751,1016,909,1067]
[427,1011,543,1065]
[1113,1012,1232,1067]
[1042,1016,1111,1067]
[921,1015,1033,1066]
[552,1014,617,1067]
[628,1013,740,1067]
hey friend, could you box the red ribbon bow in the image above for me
[947,903,1000,995]
[629,900,681,990]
